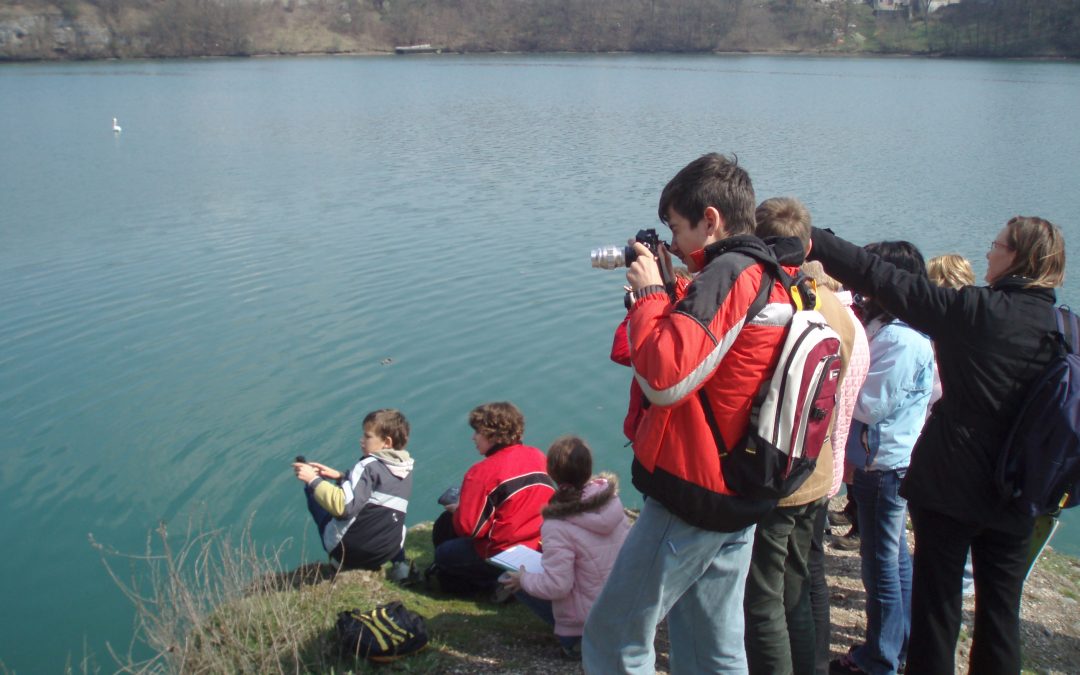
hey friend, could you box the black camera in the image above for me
[590,228,669,269]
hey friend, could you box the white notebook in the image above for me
[487,544,544,574]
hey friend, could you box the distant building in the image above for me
[869,0,962,13]
[870,0,908,12]
[928,0,961,11]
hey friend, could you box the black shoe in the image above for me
[828,510,852,527]
[830,533,861,551]
[830,647,867,674]
[422,562,440,590]
[829,655,867,674]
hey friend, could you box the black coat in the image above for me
[809,227,1057,529]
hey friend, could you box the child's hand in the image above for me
[293,462,318,484]
[308,461,342,480]
[499,568,524,593]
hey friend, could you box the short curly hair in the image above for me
[468,402,525,447]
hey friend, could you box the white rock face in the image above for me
[0,13,111,59]
[0,16,48,49]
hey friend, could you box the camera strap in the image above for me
[660,262,677,303]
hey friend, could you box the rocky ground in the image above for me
[823,514,1080,675]
[432,500,1080,674]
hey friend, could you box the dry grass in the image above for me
[90,517,355,674]
[90,520,576,673]
[86,507,1080,674]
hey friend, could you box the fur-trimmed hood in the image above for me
[520,473,631,637]
[542,473,625,537]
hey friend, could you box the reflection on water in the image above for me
[1,53,1079,672]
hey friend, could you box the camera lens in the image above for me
[590,245,627,269]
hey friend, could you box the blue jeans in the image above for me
[582,498,756,674]
[433,536,503,594]
[430,511,503,594]
[513,591,581,651]
[850,468,912,675]
[305,485,332,545]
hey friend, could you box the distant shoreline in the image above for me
[4,0,1078,64]
[5,49,1077,65]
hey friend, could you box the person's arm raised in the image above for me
[809,227,958,339]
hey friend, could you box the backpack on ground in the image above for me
[701,247,843,501]
[996,306,1080,516]
[336,600,429,662]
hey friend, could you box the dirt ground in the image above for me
[456,500,1080,674]
[822,503,1080,675]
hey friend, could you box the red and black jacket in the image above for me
[453,443,556,559]
[628,235,804,532]
[611,277,691,442]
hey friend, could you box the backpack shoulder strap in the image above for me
[730,240,822,312]
[729,242,797,319]
[746,263,775,325]
[1057,306,1080,354]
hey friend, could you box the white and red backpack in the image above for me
[702,249,842,501]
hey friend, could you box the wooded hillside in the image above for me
[2,0,1078,61]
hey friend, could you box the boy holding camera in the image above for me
[293,408,414,572]
[583,153,798,673]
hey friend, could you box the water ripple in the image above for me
[2,54,1080,674]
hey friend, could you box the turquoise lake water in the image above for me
[2,53,1079,672]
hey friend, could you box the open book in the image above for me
[487,544,544,574]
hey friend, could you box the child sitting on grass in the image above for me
[500,435,631,659]
[293,408,414,574]
[431,401,555,596]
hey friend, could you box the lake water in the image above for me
[2,53,1079,672]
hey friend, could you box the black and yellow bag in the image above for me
[336,601,429,662]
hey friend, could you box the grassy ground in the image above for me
[96,508,1080,674]
[183,523,577,674]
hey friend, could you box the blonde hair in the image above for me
[1000,216,1066,288]
[927,254,975,290]
[800,261,841,292]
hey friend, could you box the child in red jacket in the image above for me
[431,402,555,595]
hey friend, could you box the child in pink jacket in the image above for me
[500,435,631,659]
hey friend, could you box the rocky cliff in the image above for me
[1,6,113,59]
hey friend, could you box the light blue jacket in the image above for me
[846,319,935,472]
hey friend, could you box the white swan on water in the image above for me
[112,117,122,133]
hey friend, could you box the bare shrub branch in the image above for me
[91,515,340,674]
